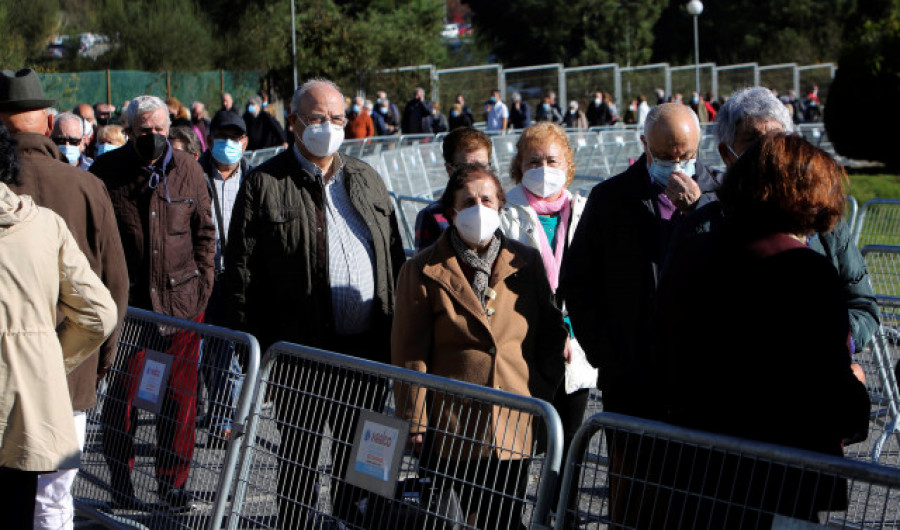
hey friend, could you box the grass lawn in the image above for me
[846,167,900,205]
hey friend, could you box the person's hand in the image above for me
[407,433,424,454]
[850,362,866,384]
[564,337,573,363]
[666,172,702,211]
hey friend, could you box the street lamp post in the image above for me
[686,0,703,95]
[290,0,298,91]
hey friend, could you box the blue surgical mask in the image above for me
[60,144,81,165]
[212,138,243,165]
[96,143,120,156]
[691,95,700,104]
[351,104,361,114]
[261,101,268,108]
[649,158,696,186]
[248,104,258,114]
[451,110,458,117]
[490,96,497,104]
[378,106,388,114]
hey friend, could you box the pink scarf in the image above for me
[524,187,571,292]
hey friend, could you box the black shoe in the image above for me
[160,487,194,513]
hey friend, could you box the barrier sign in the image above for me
[134,349,173,414]
[345,410,410,498]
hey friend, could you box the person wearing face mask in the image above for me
[585,90,613,127]
[563,100,588,130]
[243,94,288,150]
[95,124,127,157]
[535,94,563,125]
[401,87,433,134]
[0,67,129,530]
[90,94,215,511]
[499,122,597,520]
[670,86,879,361]
[51,112,93,169]
[393,162,566,530]
[192,110,250,445]
[484,88,509,132]
[223,78,405,527]
[559,103,717,527]
[344,95,374,139]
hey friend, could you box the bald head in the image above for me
[642,103,700,164]
[0,108,53,136]
[74,103,95,126]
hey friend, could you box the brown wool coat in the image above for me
[392,230,566,461]
[10,133,129,411]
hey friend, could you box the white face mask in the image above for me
[522,165,567,198]
[454,204,500,247]
[299,120,344,157]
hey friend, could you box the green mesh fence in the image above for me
[39,70,108,112]
[38,70,262,117]
[564,66,617,108]
[759,64,798,96]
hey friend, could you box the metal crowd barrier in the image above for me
[74,307,261,530]
[392,193,433,251]
[853,198,900,248]
[225,342,564,529]
[555,412,900,530]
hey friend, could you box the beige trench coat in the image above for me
[0,184,117,472]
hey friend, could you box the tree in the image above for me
[825,8,900,168]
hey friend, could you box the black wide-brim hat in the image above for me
[0,68,57,111]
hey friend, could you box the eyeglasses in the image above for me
[299,113,347,127]
[52,136,82,146]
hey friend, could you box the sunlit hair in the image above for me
[167,125,202,157]
[715,86,794,147]
[97,124,127,146]
[718,132,846,237]
[510,121,576,186]
[127,96,169,131]
[441,127,492,165]
[440,163,506,219]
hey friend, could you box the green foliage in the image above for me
[91,0,217,70]
[825,11,900,168]
[847,173,900,206]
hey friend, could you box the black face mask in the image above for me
[135,133,167,162]
[97,116,111,126]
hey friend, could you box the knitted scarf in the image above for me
[450,227,501,310]
[523,187,571,292]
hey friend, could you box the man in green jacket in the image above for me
[223,78,406,528]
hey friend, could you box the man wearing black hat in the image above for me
[0,68,129,528]
[90,94,215,511]
[196,110,250,442]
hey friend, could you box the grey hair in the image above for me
[53,111,86,136]
[247,94,262,107]
[291,78,343,117]
[643,102,701,139]
[714,86,794,147]
[126,95,169,131]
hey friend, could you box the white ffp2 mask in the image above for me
[454,204,500,247]
[300,122,344,157]
[522,166,567,198]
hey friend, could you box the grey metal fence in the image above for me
[73,307,261,530]
[225,342,564,529]
[555,412,900,530]
[853,199,900,248]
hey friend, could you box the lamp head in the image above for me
[686,0,704,16]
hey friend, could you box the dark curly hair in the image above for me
[0,123,20,186]
[718,132,845,237]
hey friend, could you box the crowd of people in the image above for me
[0,63,879,530]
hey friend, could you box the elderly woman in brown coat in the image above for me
[392,162,567,530]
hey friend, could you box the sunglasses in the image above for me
[52,136,82,146]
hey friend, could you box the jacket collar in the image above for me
[421,229,525,331]
[12,132,67,164]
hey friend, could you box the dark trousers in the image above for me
[421,454,529,530]
[0,467,39,529]
[551,386,590,524]
[274,360,389,528]
[102,314,203,492]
